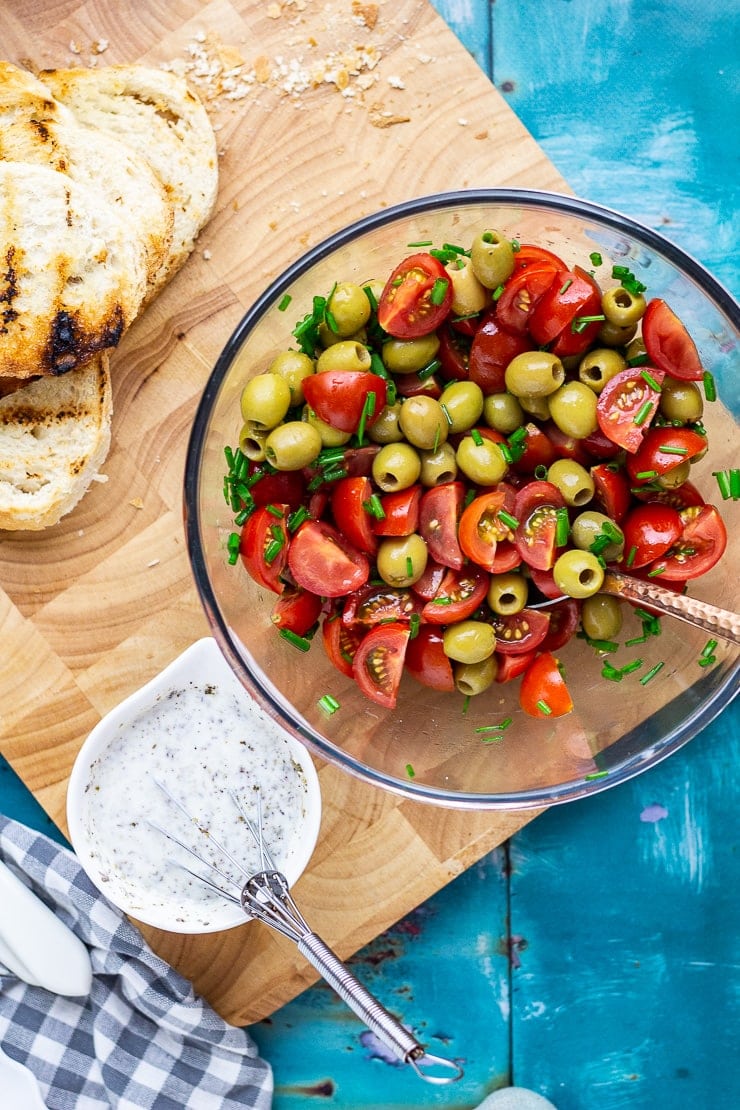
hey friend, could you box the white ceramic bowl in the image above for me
[67,637,322,934]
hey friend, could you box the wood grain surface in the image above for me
[0,0,565,1025]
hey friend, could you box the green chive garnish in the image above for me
[287,506,310,532]
[430,278,449,305]
[405,763,416,778]
[713,468,740,500]
[626,544,637,568]
[703,370,717,402]
[498,510,519,531]
[363,494,386,520]
[536,699,552,715]
[278,293,292,312]
[555,507,570,547]
[279,628,312,652]
[640,369,662,391]
[407,240,433,247]
[639,662,665,685]
[660,445,688,455]
[471,428,484,446]
[227,531,241,565]
[635,469,658,480]
[619,659,644,676]
[633,401,653,427]
[559,278,573,295]
[585,770,608,780]
[571,314,605,334]
[589,252,603,266]
[318,694,340,714]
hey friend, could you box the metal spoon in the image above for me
[530,569,740,646]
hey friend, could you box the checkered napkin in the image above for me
[0,816,273,1109]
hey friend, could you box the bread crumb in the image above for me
[475,129,489,140]
[92,473,108,484]
[387,75,405,90]
[69,40,81,55]
[147,559,160,568]
[92,38,109,54]
[202,248,212,260]
[458,118,469,126]
[129,497,144,510]
[352,1,379,29]
[267,2,281,16]
[368,103,410,128]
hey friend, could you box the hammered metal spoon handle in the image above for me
[602,570,740,645]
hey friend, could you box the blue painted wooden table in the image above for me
[2,2,738,1107]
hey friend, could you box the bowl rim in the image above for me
[184,187,740,810]
[66,637,323,931]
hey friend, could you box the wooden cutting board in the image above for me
[0,0,562,1025]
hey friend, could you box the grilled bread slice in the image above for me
[0,353,112,530]
[41,64,218,297]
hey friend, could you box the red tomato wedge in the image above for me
[528,266,602,350]
[352,622,410,708]
[342,584,423,627]
[513,480,566,571]
[621,503,683,569]
[458,488,510,571]
[377,252,453,339]
[288,520,370,597]
[646,504,727,581]
[642,298,705,381]
[511,244,568,273]
[494,649,537,683]
[419,482,466,570]
[270,587,323,636]
[495,262,559,335]
[240,503,290,594]
[540,599,581,653]
[520,652,573,718]
[493,608,551,655]
[625,426,708,485]
[468,310,530,393]
[421,566,489,624]
[302,370,386,434]
[322,611,364,678]
[372,485,422,537]
[405,625,455,692]
[331,476,378,555]
[596,366,665,453]
[591,463,632,523]
[437,323,471,382]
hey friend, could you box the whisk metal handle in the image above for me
[298,932,463,1085]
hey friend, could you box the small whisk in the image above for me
[150,779,463,1085]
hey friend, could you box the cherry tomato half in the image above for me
[540,598,581,653]
[511,244,568,274]
[596,366,665,453]
[468,310,530,393]
[331,476,378,555]
[591,463,632,523]
[493,608,551,655]
[529,266,602,354]
[421,566,490,624]
[642,298,705,381]
[437,323,471,382]
[458,488,508,571]
[271,587,323,636]
[302,371,386,434]
[626,426,707,485]
[494,649,537,683]
[404,625,456,692]
[352,622,410,708]
[519,652,573,718]
[621,503,683,569]
[288,520,370,597]
[372,485,422,537]
[513,480,566,571]
[419,481,466,570]
[240,503,290,594]
[495,262,559,336]
[377,252,453,339]
[322,610,364,678]
[646,504,727,581]
[342,584,423,627]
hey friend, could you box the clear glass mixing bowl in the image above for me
[184,190,739,809]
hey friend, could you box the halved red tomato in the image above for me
[513,480,566,571]
[632,479,705,510]
[421,566,490,624]
[511,244,568,274]
[495,262,559,335]
[288,520,370,597]
[621,503,683,569]
[352,622,410,708]
[377,252,453,339]
[543,421,590,465]
[539,599,581,653]
[519,652,573,718]
[511,423,559,475]
[468,310,530,393]
[410,558,447,601]
[493,608,551,655]
[248,466,306,511]
[419,481,466,570]
[271,587,323,636]
[405,625,455,692]
[372,485,422,537]
[394,371,444,399]
[529,266,602,354]
[303,370,386,434]
[331,476,378,555]
[596,366,665,452]
[322,610,364,678]
[458,488,510,571]
[642,298,704,381]
[342,584,423,627]
[437,322,471,382]
[526,565,563,600]
[494,649,537,683]
[646,504,727,581]
[626,426,707,485]
[240,503,290,594]
[590,464,632,523]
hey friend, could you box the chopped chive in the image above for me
[278,293,292,312]
[288,506,310,532]
[462,695,471,714]
[264,536,284,564]
[407,240,433,247]
[601,662,623,682]
[432,595,452,605]
[647,565,665,578]
[640,369,662,391]
[625,633,648,647]
[639,661,665,685]
[356,389,377,445]
[713,468,740,500]
[406,556,414,577]
[589,252,603,266]
[627,352,649,367]
[584,637,620,653]
[534,463,548,480]
[498,442,514,464]
[471,428,484,446]
[405,762,416,778]
[635,469,658,480]
[409,613,421,639]
[571,313,605,334]
[633,401,653,427]
[362,284,378,311]
[619,658,644,676]
[698,655,716,668]
[701,638,719,659]
[559,278,573,294]
[363,493,386,519]
[227,531,241,565]
[418,358,441,380]
[585,770,608,780]
[318,693,340,714]
[492,284,505,301]
[536,699,552,715]
[318,446,346,466]
[498,509,519,531]
[660,444,689,455]
[703,370,717,402]
[279,628,312,652]
[475,716,514,735]
[555,506,570,547]
[265,504,284,517]
[511,239,521,252]
[430,277,449,305]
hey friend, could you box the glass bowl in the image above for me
[184,189,739,810]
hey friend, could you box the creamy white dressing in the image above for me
[81,680,311,929]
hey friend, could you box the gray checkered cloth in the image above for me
[0,816,273,1109]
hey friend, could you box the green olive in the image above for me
[316,340,372,374]
[367,402,404,444]
[268,350,315,406]
[553,549,605,599]
[327,281,372,337]
[625,336,647,363]
[483,392,524,434]
[398,396,449,451]
[578,348,627,393]
[382,334,440,375]
[240,373,292,430]
[601,285,646,327]
[570,510,624,561]
[303,405,352,447]
[505,351,565,398]
[581,594,623,641]
[517,393,551,421]
[372,442,422,491]
[547,459,595,507]
[264,420,322,470]
[239,422,267,461]
[598,319,637,347]
[445,256,488,316]
[659,378,704,423]
[456,434,508,485]
[419,442,458,486]
[376,534,428,587]
[454,656,497,696]
[487,572,528,615]
[547,381,598,438]
[443,619,496,664]
[439,381,484,433]
[318,322,367,348]
[657,458,692,489]
[470,229,516,289]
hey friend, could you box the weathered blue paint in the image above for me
[1,2,738,1107]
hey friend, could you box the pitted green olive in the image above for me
[601,286,646,328]
[376,534,428,587]
[578,348,626,393]
[657,459,692,489]
[382,334,440,374]
[505,351,565,398]
[419,442,458,486]
[439,381,484,433]
[454,656,497,696]
[372,442,422,491]
[517,393,551,421]
[598,319,637,347]
[303,406,352,447]
[443,620,496,664]
[547,381,598,438]
[470,229,516,289]
[269,350,315,406]
[327,281,373,336]
[239,422,267,461]
[483,392,525,434]
[316,340,372,374]
[456,434,508,485]
[240,373,292,430]
[368,402,404,444]
[398,396,449,451]
[487,573,528,615]
[659,379,704,423]
[445,256,488,316]
[571,510,624,560]
[581,595,623,641]
[552,549,605,599]
[264,421,322,470]
[547,459,595,507]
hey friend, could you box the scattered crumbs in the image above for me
[91,38,109,54]
[266,1,282,17]
[92,473,108,484]
[457,117,469,126]
[147,559,161,568]
[368,103,411,128]
[129,497,144,510]
[352,0,379,30]
[474,129,489,140]
[202,248,212,260]
[417,52,433,64]
[640,803,669,823]
[69,40,81,55]
[387,74,405,89]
